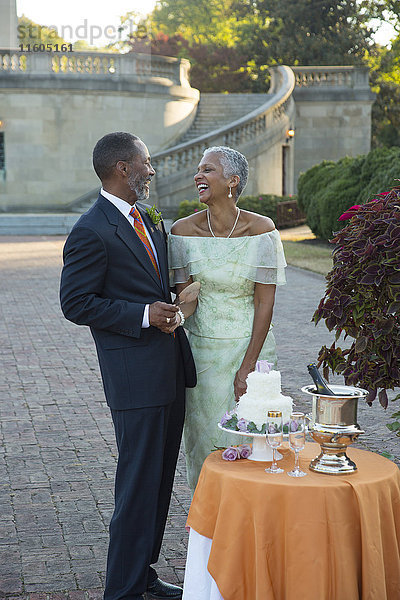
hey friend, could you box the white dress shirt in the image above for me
[101,187,162,328]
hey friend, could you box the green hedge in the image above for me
[175,200,208,220]
[298,146,400,240]
[175,194,294,222]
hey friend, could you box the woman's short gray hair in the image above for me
[203,146,249,199]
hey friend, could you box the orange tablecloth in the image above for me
[187,443,400,600]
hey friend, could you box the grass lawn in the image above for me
[282,240,334,276]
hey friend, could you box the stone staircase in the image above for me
[152,66,296,217]
[51,94,267,218]
[177,93,267,144]
[0,67,295,234]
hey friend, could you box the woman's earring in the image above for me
[228,187,233,198]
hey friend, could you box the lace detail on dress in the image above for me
[168,230,287,286]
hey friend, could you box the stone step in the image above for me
[177,93,267,144]
[199,103,264,111]
[0,214,81,235]
[0,213,174,235]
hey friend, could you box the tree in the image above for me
[142,0,387,92]
[17,15,67,47]
[150,0,247,46]
[129,31,256,92]
[369,36,400,147]
[249,0,376,66]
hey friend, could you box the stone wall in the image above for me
[0,51,199,211]
[292,66,375,190]
[0,58,376,216]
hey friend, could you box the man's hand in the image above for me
[149,301,180,333]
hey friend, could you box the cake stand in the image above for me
[218,423,284,461]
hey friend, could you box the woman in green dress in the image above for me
[169,146,286,492]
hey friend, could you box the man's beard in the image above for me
[128,172,150,201]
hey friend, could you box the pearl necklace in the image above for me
[207,207,241,238]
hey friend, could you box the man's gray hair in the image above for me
[203,146,249,199]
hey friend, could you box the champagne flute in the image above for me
[265,410,284,474]
[288,412,307,477]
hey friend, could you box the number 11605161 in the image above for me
[19,43,74,52]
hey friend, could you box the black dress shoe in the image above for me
[146,577,183,599]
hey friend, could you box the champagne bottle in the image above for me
[307,363,335,396]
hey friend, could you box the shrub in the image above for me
[238,194,293,222]
[359,147,400,202]
[175,200,207,220]
[314,187,400,433]
[175,194,295,222]
[298,147,400,240]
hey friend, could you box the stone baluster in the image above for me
[179,59,191,87]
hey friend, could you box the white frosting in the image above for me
[235,370,293,427]
[246,370,282,396]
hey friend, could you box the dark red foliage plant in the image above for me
[313,187,400,434]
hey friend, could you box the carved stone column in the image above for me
[0,0,18,49]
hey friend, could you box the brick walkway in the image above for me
[0,236,399,599]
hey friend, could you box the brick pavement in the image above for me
[0,236,399,599]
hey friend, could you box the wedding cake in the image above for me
[219,361,293,433]
[235,369,293,427]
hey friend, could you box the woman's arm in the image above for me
[233,283,277,401]
[175,278,199,320]
[170,216,197,318]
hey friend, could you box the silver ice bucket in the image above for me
[301,384,367,475]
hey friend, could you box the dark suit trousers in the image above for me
[104,345,185,600]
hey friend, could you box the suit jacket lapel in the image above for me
[138,204,170,298]
[98,195,163,290]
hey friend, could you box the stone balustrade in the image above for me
[0,48,190,86]
[0,49,26,72]
[292,65,370,89]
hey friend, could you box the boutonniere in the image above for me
[146,205,163,227]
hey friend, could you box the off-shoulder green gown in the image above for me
[169,230,286,491]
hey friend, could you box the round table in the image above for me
[185,443,400,600]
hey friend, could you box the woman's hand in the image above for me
[234,368,251,402]
[176,280,200,320]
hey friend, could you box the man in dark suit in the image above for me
[60,132,196,600]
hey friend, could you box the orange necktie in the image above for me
[129,206,160,279]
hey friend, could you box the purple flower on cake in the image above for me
[238,444,252,459]
[222,446,239,461]
[290,420,299,432]
[255,360,274,374]
[237,418,248,432]
[220,411,232,426]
